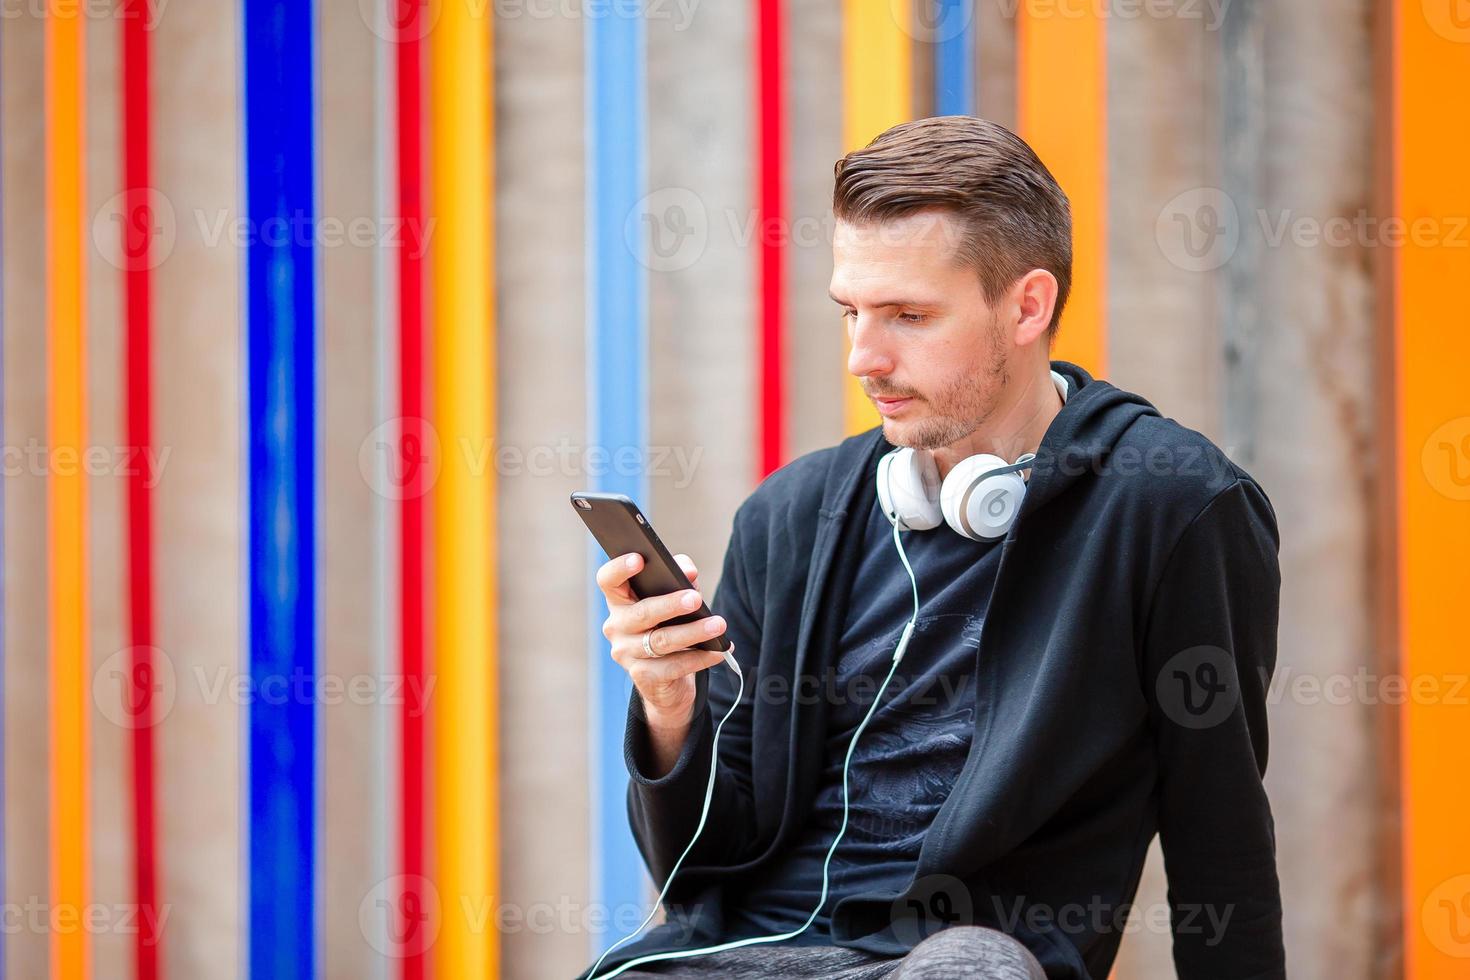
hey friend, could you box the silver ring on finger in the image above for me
[642,628,658,658]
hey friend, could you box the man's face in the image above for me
[830,210,1011,451]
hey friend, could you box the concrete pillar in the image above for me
[3,9,52,977]
[1109,2,1381,976]
[151,1,243,972]
[786,0,846,459]
[320,0,387,974]
[495,9,592,978]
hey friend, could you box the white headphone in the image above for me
[875,370,1069,541]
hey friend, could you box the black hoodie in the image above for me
[580,361,1286,980]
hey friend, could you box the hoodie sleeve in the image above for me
[1141,477,1287,980]
[621,507,762,889]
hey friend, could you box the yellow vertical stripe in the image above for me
[842,0,912,435]
[1394,2,1470,975]
[1016,2,1107,377]
[430,0,499,975]
[45,3,89,978]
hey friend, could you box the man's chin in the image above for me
[883,410,976,452]
[880,415,938,451]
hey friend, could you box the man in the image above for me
[580,116,1285,979]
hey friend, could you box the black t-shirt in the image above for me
[723,494,1004,944]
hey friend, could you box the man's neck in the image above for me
[931,367,1064,481]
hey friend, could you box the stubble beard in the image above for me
[887,313,1011,451]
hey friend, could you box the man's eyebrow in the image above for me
[828,290,937,308]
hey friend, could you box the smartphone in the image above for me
[571,491,733,656]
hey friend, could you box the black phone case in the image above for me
[571,492,733,653]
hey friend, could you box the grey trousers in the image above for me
[609,925,1050,979]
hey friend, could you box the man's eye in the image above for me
[899,312,926,323]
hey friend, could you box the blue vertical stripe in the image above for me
[934,0,976,116]
[242,1,318,976]
[585,8,650,956]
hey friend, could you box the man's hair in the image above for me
[832,115,1072,340]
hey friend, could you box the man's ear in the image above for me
[1012,269,1059,346]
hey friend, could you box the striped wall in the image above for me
[0,2,1462,979]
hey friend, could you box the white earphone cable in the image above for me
[587,519,921,980]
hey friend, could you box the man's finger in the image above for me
[596,552,643,605]
[628,589,704,632]
[643,616,727,657]
[673,553,699,584]
[628,645,733,687]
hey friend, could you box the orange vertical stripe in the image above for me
[1016,1,1107,376]
[1394,1,1470,975]
[841,0,912,435]
[46,2,89,977]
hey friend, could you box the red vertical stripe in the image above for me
[396,2,428,979]
[756,0,785,477]
[122,2,162,976]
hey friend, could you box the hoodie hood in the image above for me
[1018,359,1163,516]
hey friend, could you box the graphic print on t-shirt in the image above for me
[828,611,981,858]
[723,498,1004,944]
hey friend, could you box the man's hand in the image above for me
[596,552,732,737]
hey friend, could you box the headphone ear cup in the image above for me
[939,454,1028,541]
[877,448,943,531]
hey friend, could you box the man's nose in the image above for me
[846,316,893,379]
